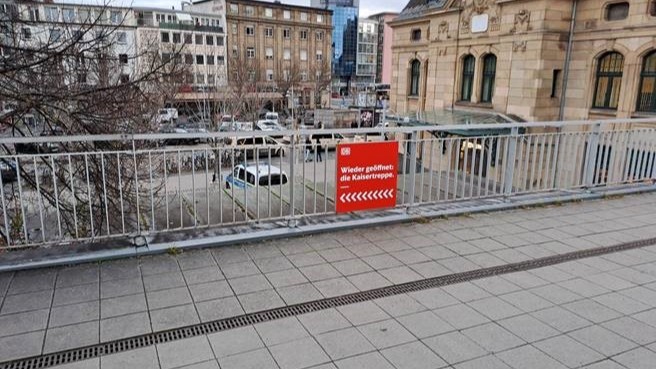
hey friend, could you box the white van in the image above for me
[225,164,288,189]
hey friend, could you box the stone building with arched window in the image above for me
[389,0,656,122]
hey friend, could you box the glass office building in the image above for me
[312,0,358,94]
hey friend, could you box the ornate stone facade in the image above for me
[390,0,656,122]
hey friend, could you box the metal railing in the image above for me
[0,118,654,249]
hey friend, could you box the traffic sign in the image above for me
[336,141,398,213]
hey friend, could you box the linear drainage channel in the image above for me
[3,237,656,369]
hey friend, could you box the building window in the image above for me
[119,54,128,64]
[409,59,420,96]
[195,34,203,45]
[217,36,224,46]
[300,50,307,61]
[316,51,323,61]
[196,73,205,84]
[264,27,273,37]
[266,69,274,81]
[284,48,291,60]
[283,10,291,19]
[246,26,254,36]
[606,2,629,21]
[231,23,237,34]
[245,6,254,16]
[593,52,624,109]
[117,32,127,44]
[172,33,181,43]
[300,30,308,40]
[461,55,475,101]
[551,69,562,98]
[206,35,214,45]
[246,47,255,58]
[650,1,656,16]
[120,74,129,84]
[208,74,215,84]
[196,55,204,65]
[21,28,31,40]
[300,12,308,21]
[218,55,225,65]
[264,8,273,17]
[411,29,421,41]
[301,71,308,81]
[265,47,273,60]
[229,4,238,13]
[207,55,215,65]
[480,54,497,103]
[62,8,75,23]
[317,14,323,23]
[184,34,192,44]
[283,29,291,39]
[316,31,323,41]
[232,46,238,57]
[185,54,193,65]
[45,7,58,22]
[110,10,122,24]
[637,51,656,112]
[50,29,62,42]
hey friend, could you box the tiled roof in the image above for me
[397,0,448,20]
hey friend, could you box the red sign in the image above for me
[336,141,398,213]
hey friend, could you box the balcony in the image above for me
[159,22,224,33]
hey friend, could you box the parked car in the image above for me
[225,164,288,189]
[231,136,285,159]
[0,160,17,183]
[310,132,347,150]
[256,120,285,138]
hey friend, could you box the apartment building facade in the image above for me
[355,18,378,86]
[199,0,332,109]
[389,0,656,122]
[369,12,398,85]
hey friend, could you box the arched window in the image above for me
[593,52,624,109]
[461,55,475,101]
[637,51,656,112]
[409,59,420,96]
[481,54,497,103]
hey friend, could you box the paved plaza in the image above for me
[1,192,656,368]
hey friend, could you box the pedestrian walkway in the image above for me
[1,192,656,368]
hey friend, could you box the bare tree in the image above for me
[309,58,332,109]
[226,50,267,124]
[273,58,301,116]
[0,2,188,245]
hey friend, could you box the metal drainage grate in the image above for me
[2,236,656,369]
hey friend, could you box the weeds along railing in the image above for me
[0,119,654,249]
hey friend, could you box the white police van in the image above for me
[225,164,289,189]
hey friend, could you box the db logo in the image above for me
[340,147,351,156]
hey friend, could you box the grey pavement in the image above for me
[0,192,656,368]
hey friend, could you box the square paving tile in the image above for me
[100,294,147,319]
[422,331,487,364]
[313,278,358,298]
[530,284,581,305]
[531,306,592,333]
[378,266,423,284]
[270,337,330,369]
[266,269,308,288]
[237,289,285,313]
[337,301,390,326]
[347,272,391,291]
[568,325,637,357]
[374,294,425,317]
[357,319,415,349]
[468,297,523,321]
[100,312,151,342]
[390,249,430,265]
[453,355,512,369]
[442,282,491,303]
[381,341,447,369]
[139,255,180,276]
[433,304,490,330]
[298,309,351,335]
[409,261,452,278]
[316,327,375,360]
[182,267,225,285]
[500,290,553,312]
[362,254,403,270]
[158,336,214,369]
[0,330,44,361]
[318,248,357,263]
[461,322,524,353]
[100,260,141,282]
[146,287,192,310]
[100,278,144,299]
[229,275,272,295]
[211,247,251,266]
[56,265,99,289]
[220,261,260,279]
[188,281,233,302]
[563,299,622,323]
[397,310,454,339]
[495,343,568,369]
[276,283,323,305]
[592,293,650,315]
[408,288,459,309]
[533,335,604,368]
[44,321,99,353]
[176,250,217,271]
[254,317,308,346]
[299,265,342,282]
[602,316,656,345]
[254,257,294,273]
[497,314,559,343]
[1,290,53,315]
[196,296,244,322]
[218,347,280,369]
[287,252,326,268]
[142,272,186,292]
[8,270,56,294]
[50,301,99,328]
[472,277,522,296]
[0,309,49,337]
[207,326,263,358]
[613,347,656,369]
[334,352,394,369]
[332,259,373,276]
[417,245,457,260]
[150,304,199,331]
[560,278,611,298]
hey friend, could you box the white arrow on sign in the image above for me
[339,190,395,203]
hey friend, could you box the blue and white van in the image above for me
[225,164,289,189]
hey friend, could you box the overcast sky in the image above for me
[96,0,402,18]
